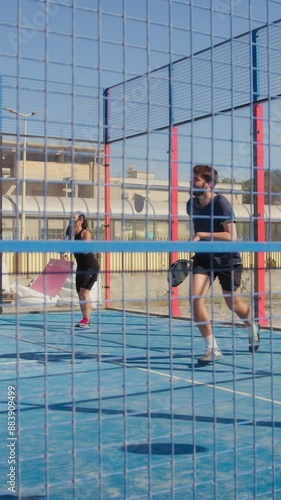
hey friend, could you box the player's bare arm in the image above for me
[193,222,237,242]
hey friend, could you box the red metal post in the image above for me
[253,103,268,326]
[170,127,181,317]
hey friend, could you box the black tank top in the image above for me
[74,230,99,270]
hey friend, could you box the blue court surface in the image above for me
[0,310,281,499]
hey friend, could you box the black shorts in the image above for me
[76,268,99,293]
[192,255,242,292]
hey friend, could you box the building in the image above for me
[1,139,245,241]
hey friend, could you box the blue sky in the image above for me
[0,0,281,181]
[1,0,280,87]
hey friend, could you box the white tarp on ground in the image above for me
[8,284,58,306]
[9,270,101,307]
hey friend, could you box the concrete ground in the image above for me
[3,268,281,328]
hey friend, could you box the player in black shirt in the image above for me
[66,212,99,328]
[187,165,260,365]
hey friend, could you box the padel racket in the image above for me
[168,259,192,287]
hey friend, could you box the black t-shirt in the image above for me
[186,193,242,268]
[74,230,99,271]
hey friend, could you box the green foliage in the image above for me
[241,170,281,205]
[266,256,277,270]
[221,177,239,184]
[241,179,251,203]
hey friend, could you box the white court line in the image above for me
[1,333,280,406]
[124,363,281,406]
[0,333,112,360]
[0,360,39,365]
[0,332,75,353]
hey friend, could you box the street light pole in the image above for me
[3,107,38,240]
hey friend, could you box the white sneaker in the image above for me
[248,323,260,353]
[198,348,223,365]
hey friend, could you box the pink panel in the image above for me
[30,259,74,296]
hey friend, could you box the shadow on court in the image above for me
[0,496,45,499]
[125,443,207,455]
[9,400,281,429]
[0,352,98,363]
[0,311,280,499]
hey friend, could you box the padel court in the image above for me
[0,310,280,499]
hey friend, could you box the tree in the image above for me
[241,170,281,205]
[221,177,239,184]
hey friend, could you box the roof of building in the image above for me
[3,195,280,220]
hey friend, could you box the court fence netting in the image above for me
[1,1,281,499]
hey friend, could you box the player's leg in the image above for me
[78,287,92,324]
[191,272,212,337]
[75,270,98,328]
[220,268,260,352]
[191,268,223,364]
